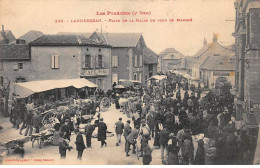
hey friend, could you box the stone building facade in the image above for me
[233,0,260,125]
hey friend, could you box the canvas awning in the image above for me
[14,78,97,98]
[114,85,125,89]
[183,74,191,79]
[148,75,167,81]
[118,79,141,84]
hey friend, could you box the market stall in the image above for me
[14,78,98,99]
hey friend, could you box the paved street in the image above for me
[1,88,208,165]
[1,104,161,165]
[1,88,202,165]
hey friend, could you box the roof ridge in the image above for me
[195,43,214,58]
[216,42,233,51]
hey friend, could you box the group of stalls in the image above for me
[1,79,98,151]
[169,70,204,88]
[113,79,142,94]
[14,78,98,101]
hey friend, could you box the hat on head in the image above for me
[224,107,228,112]
[169,133,175,138]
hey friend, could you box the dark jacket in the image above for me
[143,144,152,164]
[60,124,71,138]
[159,129,169,146]
[25,111,33,125]
[59,138,70,156]
[123,123,132,138]
[98,122,107,141]
[32,113,41,127]
[84,124,94,135]
[115,121,124,134]
[195,139,205,165]
[75,133,86,151]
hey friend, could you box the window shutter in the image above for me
[116,56,118,67]
[102,55,104,68]
[90,56,93,68]
[55,55,59,68]
[51,55,55,68]
[82,55,86,68]
[112,56,114,67]
[95,55,98,68]
[140,55,142,67]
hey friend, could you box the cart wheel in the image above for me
[42,112,55,126]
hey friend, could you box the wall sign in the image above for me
[83,69,109,76]
[213,72,230,76]
[250,102,260,112]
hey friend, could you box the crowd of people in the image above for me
[5,72,254,165]
[111,73,252,165]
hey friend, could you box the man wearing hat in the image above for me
[84,120,94,148]
[126,125,140,157]
[98,118,107,147]
[60,119,71,141]
[59,132,72,159]
[123,120,132,153]
[115,117,124,146]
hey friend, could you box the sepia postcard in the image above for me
[0,0,260,165]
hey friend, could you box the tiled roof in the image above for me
[101,33,143,47]
[200,56,235,71]
[57,32,92,36]
[143,47,158,64]
[19,30,44,43]
[159,48,184,59]
[162,52,184,60]
[193,42,233,67]
[0,44,30,60]
[57,32,145,47]
[30,35,109,46]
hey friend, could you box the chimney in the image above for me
[203,38,207,46]
[1,24,9,44]
[1,25,5,38]
[213,33,218,42]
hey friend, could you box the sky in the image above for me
[0,0,236,56]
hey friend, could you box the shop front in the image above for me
[81,68,111,91]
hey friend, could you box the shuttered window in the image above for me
[84,55,91,69]
[96,55,103,68]
[139,55,142,67]
[51,55,59,69]
[112,55,118,67]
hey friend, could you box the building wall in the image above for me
[1,60,32,98]
[234,3,260,124]
[161,59,181,73]
[111,47,130,83]
[30,46,81,80]
[143,63,158,83]
[80,46,111,91]
[132,40,144,83]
